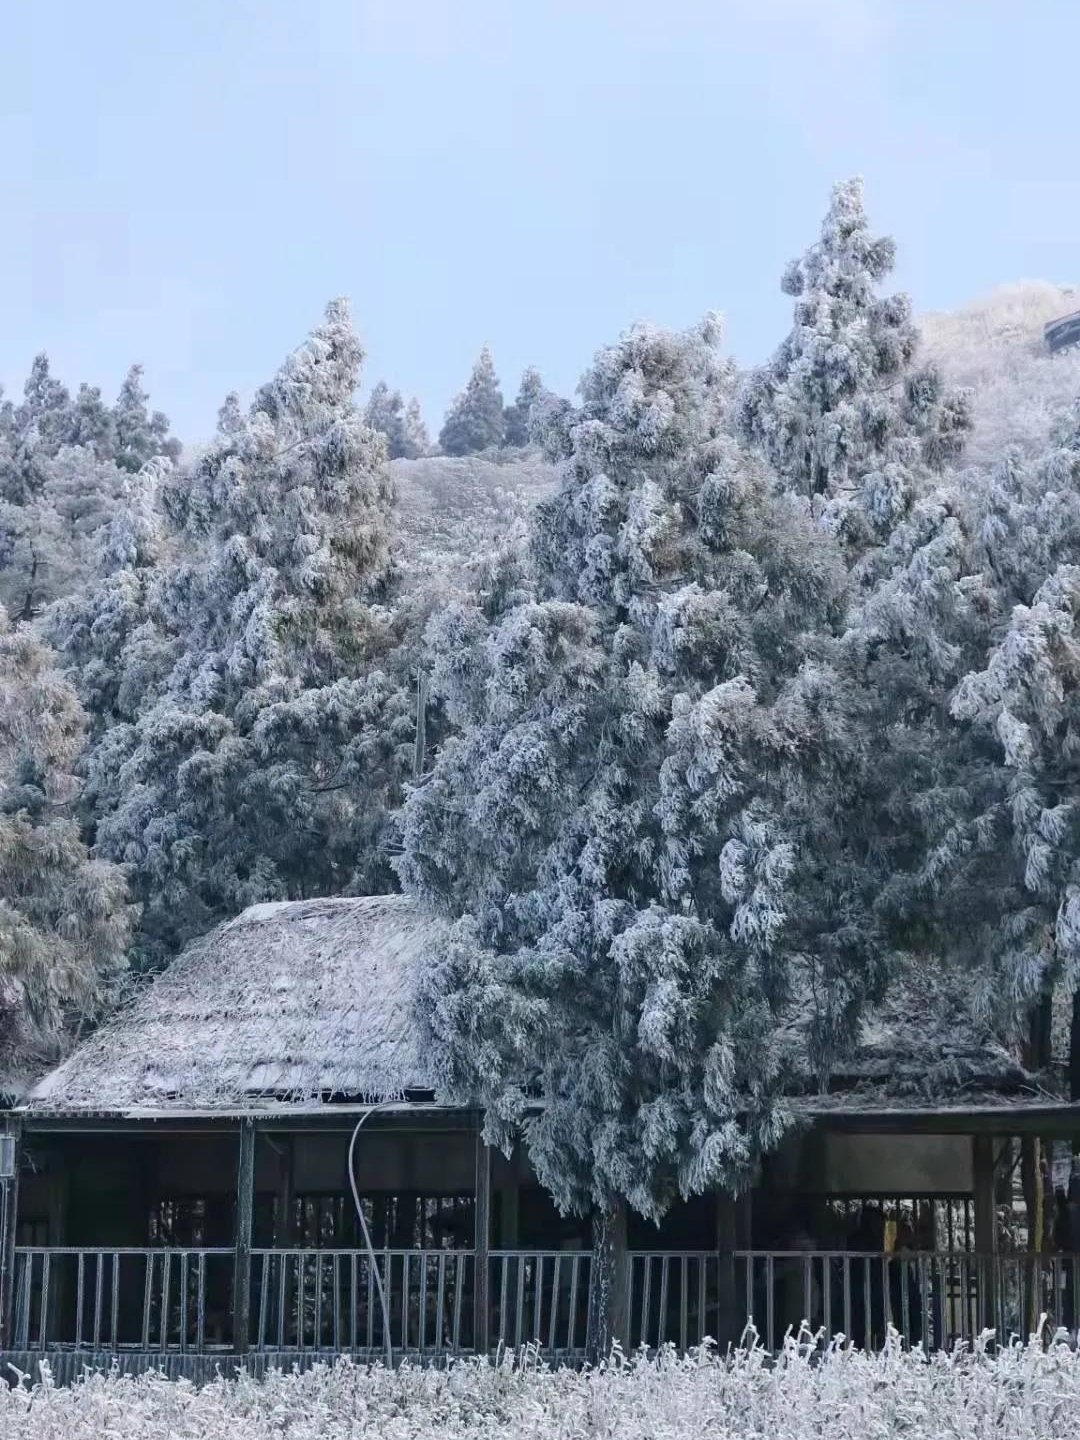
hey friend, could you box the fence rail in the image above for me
[11,1248,235,1352]
[11,1246,1080,1356]
[250,1248,474,1353]
[632,1250,1080,1353]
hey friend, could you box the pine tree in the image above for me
[113,365,181,473]
[739,178,969,555]
[0,609,131,1087]
[438,347,505,455]
[84,301,414,962]
[402,397,429,459]
[401,316,845,1344]
[0,357,179,619]
[502,366,545,448]
[363,381,409,460]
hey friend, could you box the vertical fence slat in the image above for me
[350,1252,358,1353]
[568,1255,580,1353]
[197,1252,207,1353]
[453,1252,466,1352]
[160,1249,172,1353]
[74,1251,85,1349]
[179,1251,189,1353]
[111,1253,120,1348]
[38,1252,50,1351]
[141,1252,153,1350]
[658,1257,670,1348]
[435,1251,446,1352]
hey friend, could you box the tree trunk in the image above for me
[1069,988,1080,1105]
[586,1196,628,1363]
[1021,995,1052,1334]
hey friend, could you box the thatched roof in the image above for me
[24,891,1049,1123]
[28,895,444,1115]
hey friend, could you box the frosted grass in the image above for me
[5,1328,1080,1439]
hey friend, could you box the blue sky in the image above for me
[2,0,1077,443]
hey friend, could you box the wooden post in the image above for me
[973,1135,998,1334]
[586,1196,628,1362]
[0,1120,21,1350]
[232,1119,255,1354]
[272,1137,294,1249]
[473,1122,491,1355]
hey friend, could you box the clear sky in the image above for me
[2,0,1078,443]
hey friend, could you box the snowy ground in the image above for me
[4,1334,1080,1439]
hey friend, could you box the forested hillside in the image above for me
[922,280,1080,465]
[2,183,1079,1257]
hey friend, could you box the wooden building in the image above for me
[1,894,1079,1379]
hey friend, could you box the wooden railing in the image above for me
[250,1249,474,1353]
[10,1248,236,1352]
[12,1246,1078,1356]
[489,1250,591,1355]
[9,1247,592,1356]
[632,1250,1080,1352]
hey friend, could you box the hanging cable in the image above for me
[348,1104,395,1368]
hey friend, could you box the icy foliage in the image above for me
[364,382,428,460]
[922,281,1080,467]
[439,347,506,455]
[401,313,847,1223]
[390,451,558,586]
[72,302,414,963]
[0,358,179,619]
[502,366,546,448]
[0,610,131,1086]
[740,178,970,554]
[5,1336,1080,1440]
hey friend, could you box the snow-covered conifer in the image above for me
[402,397,429,458]
[502,367,545,448]
[401,313,845,1330]
[364,381,410,459]
[0,610,131,1087]
[438,347,505,455]
[740,178,969,552]
[86,301,414,962]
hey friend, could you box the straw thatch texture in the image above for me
[29,895,444,1114]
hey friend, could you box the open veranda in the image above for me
[4,1329,1080,1440]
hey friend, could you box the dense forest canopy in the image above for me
[2,184,1079,1247]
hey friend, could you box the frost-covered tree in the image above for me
[438,347,505,455]
[401,315,846,1349]
[84,301,415,962]
[363,381,409,460]
[0,609,131,1088]
[113,364,181,473]
[0,357,179,618]
[46,458,174,737]
[502,366,545,448]
[739,178,969,555]
[402,397,429,459]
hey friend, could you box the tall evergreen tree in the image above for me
[83,301,414,963]
[401,316,845,1350]
[363,381,409,460]
[0,356,179,619]
[502,366,545,448]
[438,347,505,455]
[739,178,969,556]
[402,397,429,459]
[0,609,131,1088]
[113,365,181,473]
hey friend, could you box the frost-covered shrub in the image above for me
[4,1333,1080,1439]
